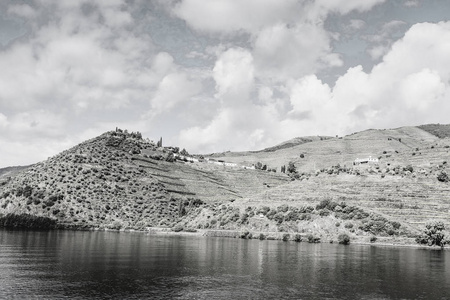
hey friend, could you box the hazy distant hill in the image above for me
[0,165,31,178]
[1,124,449,244]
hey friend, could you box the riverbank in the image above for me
[139,227,448,250]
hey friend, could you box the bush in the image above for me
[287,161,297,174]
[344,222,354,229]
[437,172,449,182]
[415,221,448,248]
[282,233,290,241]
[259,233,266,240]
[404,165,414,173]
[370,236,377,243]
[307,234,321,243]
[319,209,331,216]
[294,233,302,242]
[338,233,350,245]
[172,224,184,232]
[316,199,330,210]
[240,231,251,239]
[277,204,289,213]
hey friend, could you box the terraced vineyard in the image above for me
[0,124,449,243]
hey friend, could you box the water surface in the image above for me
[0,230,449,299]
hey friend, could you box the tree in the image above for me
[437,171,449,182]
[415,221,448,248]
[180,148,189,156]
[338,233,351,245]
[287,161,297,173]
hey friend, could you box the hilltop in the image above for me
[1,125,450,245]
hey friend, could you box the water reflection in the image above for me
[0,230,449,299]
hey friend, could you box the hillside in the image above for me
[0,165,31,178]
[0,129,290,230]
[1,125,450,245]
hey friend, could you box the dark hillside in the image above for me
[418,124,450,138]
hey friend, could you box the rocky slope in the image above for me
[1,125,449,244]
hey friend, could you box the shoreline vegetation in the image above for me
[0,214,446,250]
[1,126,450,252]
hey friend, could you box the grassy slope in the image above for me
[192,125,450,240]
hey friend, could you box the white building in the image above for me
[354,156,379,165]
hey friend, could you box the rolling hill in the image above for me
[1,124,449,244]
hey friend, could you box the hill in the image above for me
[1,124,450,245]
[0,165,31,178]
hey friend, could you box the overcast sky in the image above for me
[1,0,450,167]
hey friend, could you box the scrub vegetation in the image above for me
[0,124,450,247]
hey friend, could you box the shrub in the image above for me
[285,210,299,221]
[287,161,297,174]
[415,221,448,248]
[172,224,184,232]
[240,231,251,239]
[282,233,290,241]
[404,165,414,173]
[437,171,449,182]
[338,233,350,245]
[370,236,377,243]
[391,221,401,230]
[316,199,330,210]
[307,234,321,243]
[294,233,302,242]
[274,213,284,224]
[344,222,354,229]
[319,209,331,216]
[259,233,266,240]
[240,213,249,224]
[277,204,289,213]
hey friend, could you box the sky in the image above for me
[1,0,450,167]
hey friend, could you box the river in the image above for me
[0,230,449,299]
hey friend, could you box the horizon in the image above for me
[1,0,450,167]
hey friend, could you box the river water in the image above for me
[0,230,449,299]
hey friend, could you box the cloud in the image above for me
[313,0,385,16]
[213,47,254,102]
[289,75,331,117]
[179,21,450,153]
[364,20,408,60]
[253,22,342,81]
[150,72,202,114]
[173,0,299,35]
[7,4,37,18]
[173,0,384,82]
[348,19,366,31]
[404,0,420,7]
